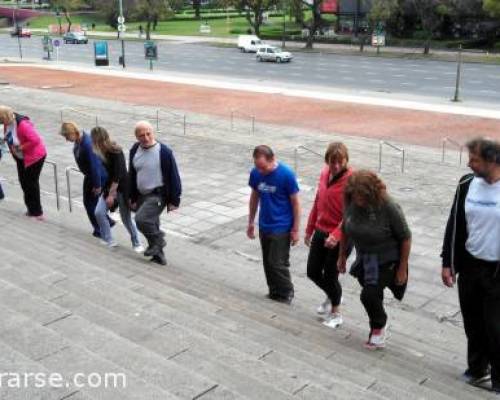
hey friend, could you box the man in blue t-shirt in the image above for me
[247,145,301,304]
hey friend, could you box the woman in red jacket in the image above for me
[0,106,47,220]
[305,142,352,329]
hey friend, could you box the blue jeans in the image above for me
[95,192,140,246]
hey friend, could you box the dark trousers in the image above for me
[458,256,500,385]
[259,232,294,299]
[307,230,342,307]
[359,263,397,330]
[135,193,166,253]
[82,176,100,234]
[15,156,45,217]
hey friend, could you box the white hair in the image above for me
[134,120,154,135]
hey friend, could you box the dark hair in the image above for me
[466,137,500,164]
[253,145,274,161]
[325,142,349,164]
[345,170,388,208]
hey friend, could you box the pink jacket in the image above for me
[17,119,47,168]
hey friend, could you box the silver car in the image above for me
[256,46,293,63]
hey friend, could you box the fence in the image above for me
[379,141,406,173]
[441,137,464,165]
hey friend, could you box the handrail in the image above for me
[65,166,82,212]
[156,109,187,135]
[441,137,463,165]
[230,109,256,134]
[294,145,323,174]
[60,107,99,127]
[44,160,61,210]
[379,141,406,173]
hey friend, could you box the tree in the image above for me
[193,0,201,19]
[233,0,278,36]
[369,0,398,30]
[301,0,322,49]
[484,0,500,16]
[131,0,172,39]
[50,0,85,32]
[411,0,451,54]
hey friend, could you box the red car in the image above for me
[10,27,32,38]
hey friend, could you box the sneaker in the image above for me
[322,312,343,329]
[317,297,331,315]
[100,240,118,248]
[461,369,491,387]
[364,327,386,350]
[133,244,145,253]
[30,214,45,222]
[144,239,166,257]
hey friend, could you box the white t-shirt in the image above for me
[465,177,500,262]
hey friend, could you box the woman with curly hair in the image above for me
[337,170,412,350]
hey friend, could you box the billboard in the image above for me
[321,0,338,13]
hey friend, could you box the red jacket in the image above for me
[306,166,352,240]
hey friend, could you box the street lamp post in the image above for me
[13,0,23,59]
[452,44,463,103]
[282,0,286,48]
[118,0,126,68]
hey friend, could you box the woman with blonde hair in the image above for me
[91,126,143,252]
[338,170,411,350]
[0,105,47,220]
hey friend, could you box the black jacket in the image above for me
[128,142,182,207]
[441,174,474,274]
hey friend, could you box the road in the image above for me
[1,33,500,105]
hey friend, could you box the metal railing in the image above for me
[230,109,256,134]
[44,160,61,210]
[441,137,464,165]
[65,166,82,212]
[379,141,406,173]
[293,145,323,174]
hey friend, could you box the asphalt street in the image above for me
[1,33,500,104]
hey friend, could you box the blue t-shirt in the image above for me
[249,162,300,234]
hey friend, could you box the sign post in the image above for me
[144,40,158,70]
[42,35,53,60]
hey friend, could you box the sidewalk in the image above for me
[1,61,499,147]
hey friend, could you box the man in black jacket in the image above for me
[441,137,500,394]
[129,121,182,266]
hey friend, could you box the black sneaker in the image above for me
[462,369,491,387]
[151,253,167,266]
[144,239,167,257]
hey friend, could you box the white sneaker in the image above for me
[322,313,343,329]
[365,327,386,350]
[316,297,331,315]
[101,240,118,248]
[133,244,145,253]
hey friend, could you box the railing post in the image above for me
[156,109,160,132]
[183,115,187,135]
[45,160,60,210]
[65,167,73,212]
[402,149,405,173]
[60,109,64,123]
[294,146,299,174]
[379,141,383,172]
[230,110,234,131]
[442,139,446,163]
[251,116,255,134]
[95,116,99,128]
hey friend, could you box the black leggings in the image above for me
[15,156,45,217]
[306,230,342,307]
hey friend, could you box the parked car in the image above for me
[238,35,263,53]
[256,46,293,63]
[63,31,88,44]
[10,27,31,38]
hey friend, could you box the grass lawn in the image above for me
[27,13,305,38]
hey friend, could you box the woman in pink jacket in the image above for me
[0,106,47,220]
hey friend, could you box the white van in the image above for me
[238,35,263,53]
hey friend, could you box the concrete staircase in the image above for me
[0,185,496,400]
